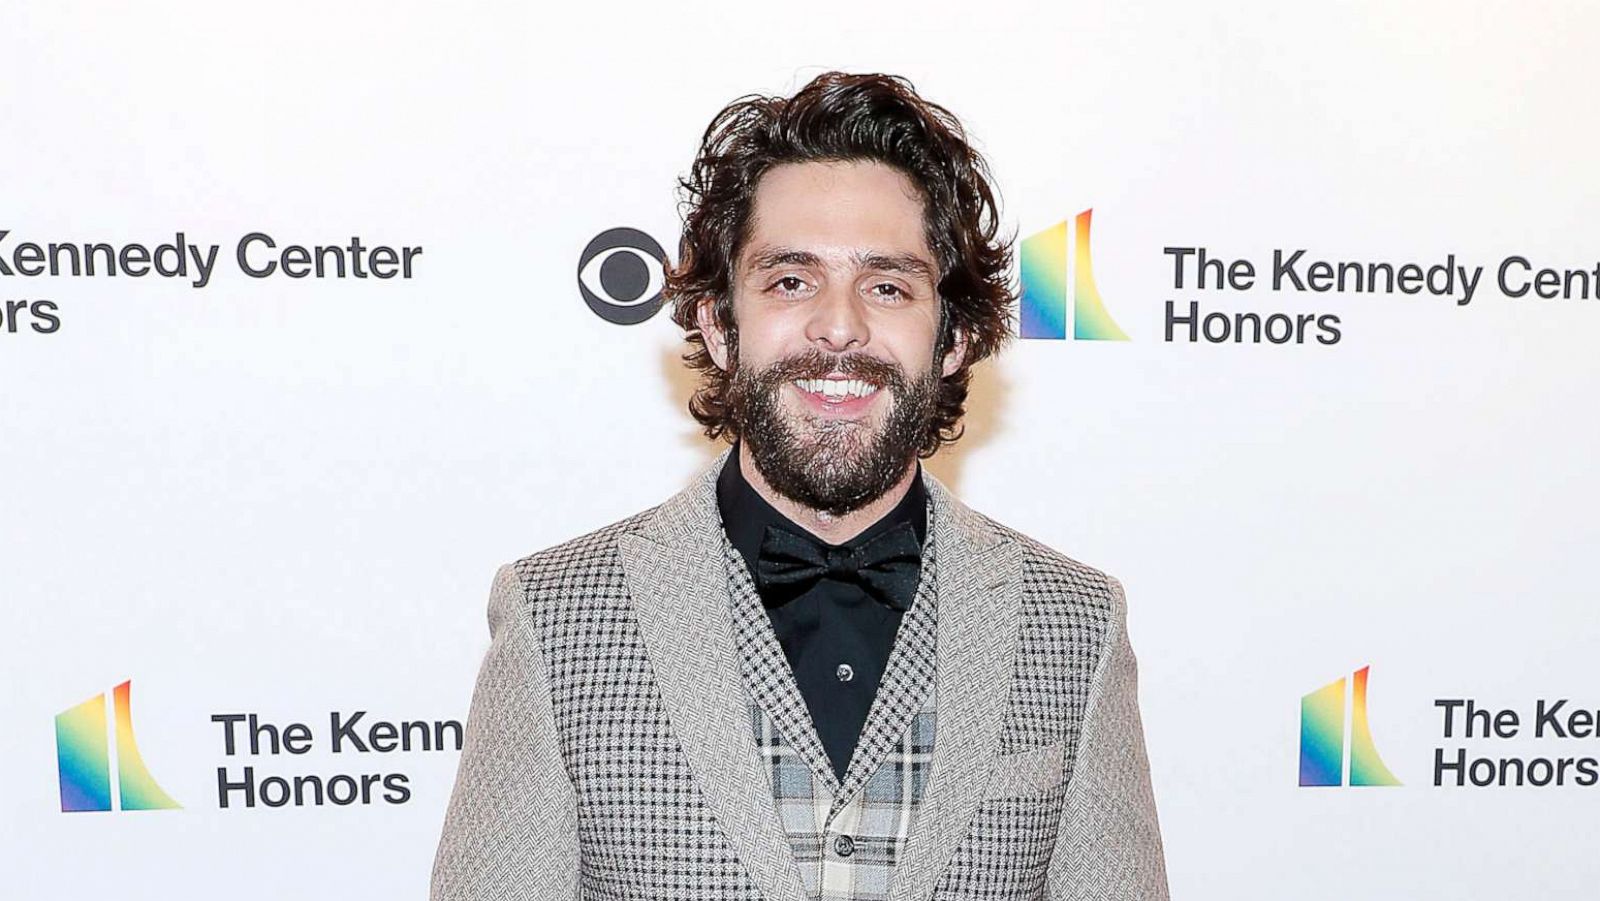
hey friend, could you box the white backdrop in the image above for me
[3,1,1597,898]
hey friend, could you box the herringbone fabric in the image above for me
[431,450,1168,901]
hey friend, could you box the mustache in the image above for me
[752,348,907,388]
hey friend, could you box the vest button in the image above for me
[836,663,854,682]
[833,834,855,857]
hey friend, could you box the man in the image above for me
[432,72,1168,900]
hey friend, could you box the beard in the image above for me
[727,346,939,517]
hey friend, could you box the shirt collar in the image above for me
[716,442,928,577]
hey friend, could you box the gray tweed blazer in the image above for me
[431,451,1168,900]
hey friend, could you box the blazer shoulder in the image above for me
[501,505,660,599]
[971,510,1125,624]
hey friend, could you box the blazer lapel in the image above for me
[618,449,810,901]
[887,471,1024,901]
[724,537,843,795]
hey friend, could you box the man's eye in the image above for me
[871,283,907,300]
[770,276,808,295]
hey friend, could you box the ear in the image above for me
[695,296,731,371]
[939,325,968,378]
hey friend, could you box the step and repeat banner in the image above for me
[3,1,1595,898]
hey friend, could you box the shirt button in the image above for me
[836,663,854,683]
[833,834,855,857]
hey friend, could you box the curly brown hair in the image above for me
[665,71,1016,458]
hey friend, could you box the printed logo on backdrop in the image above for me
[1298,666,1402,787]
[56,680,181,813]
[1010,211,1600,346]
[53,680,463,812]
[1019,208,1130,341]
[0,230,422,334]
[577,227,671,325]
[1295,664,1600,790]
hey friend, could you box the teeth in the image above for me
[795,378,878,399]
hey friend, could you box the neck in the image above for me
[737,443,918,546]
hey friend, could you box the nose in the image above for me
[803,283,870,353]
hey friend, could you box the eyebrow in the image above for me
[743,245,936,281]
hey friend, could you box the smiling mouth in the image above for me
[792,376,881,404]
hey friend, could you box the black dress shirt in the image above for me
[716,447,928,781]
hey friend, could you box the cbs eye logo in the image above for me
[577,227,671,325]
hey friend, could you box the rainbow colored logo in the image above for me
[1299,665,1401,787]
[1018,208,1130,341]
[55,680,180,812]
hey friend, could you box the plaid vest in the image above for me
[722,526,939,901]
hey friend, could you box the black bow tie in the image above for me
[755,522,922,612]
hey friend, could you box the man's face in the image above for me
[696,159,966,516]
